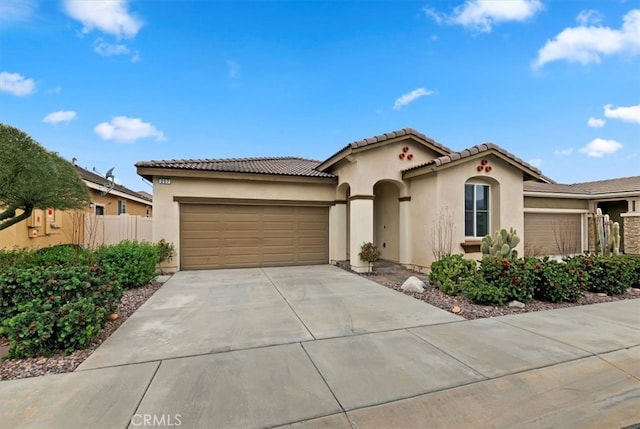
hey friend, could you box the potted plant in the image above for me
[359,242,381,273]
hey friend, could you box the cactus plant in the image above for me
[481,227,520,258]
[592,208,622,256]
[612,222,620,255]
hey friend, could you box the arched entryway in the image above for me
[373,180,401,262]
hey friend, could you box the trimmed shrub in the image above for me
[629,256,640,288]
[579,255,633,295]
[1,301,56,358]
[56,297,109,354]
[95,241,158,289]
[478,257,534,303]
[0,248,34,269]
[31,244,87,267]
[463,274,509,306]
[531,258,583,303]
[429,254,476,295]
[0,264,122,358]
[0,265,121,321]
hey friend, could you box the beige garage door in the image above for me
[180,204,329,270]
[524,213,582,256]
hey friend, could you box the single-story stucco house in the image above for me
[136,128,640,273]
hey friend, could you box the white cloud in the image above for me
[0,0,36,24]
[95,40,130,57]
[43,110,77,124]
[425,0,543,33]
[227,60,239,79]
[393,88,434,110]
[533,9,640,69]
[554,148,573,156]
[0,71,36,96]
[604,103,640,124]
[579,138,622,157]
[45,85,62,95]
[587,117,606,128]
[63,0,142,38]
[527,158,542,168]
[576,9,603,26]
[423,7,446,25]
[94,116,165,143]
[131,52,141,63]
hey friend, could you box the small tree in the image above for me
[430,206,455,261]
[0,123,90,231]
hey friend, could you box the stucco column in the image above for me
[349,195,374,273]
[399,197,411,266]
[330,202,348,263]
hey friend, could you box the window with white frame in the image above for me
[465,183,490,237]
[117,200,127,215]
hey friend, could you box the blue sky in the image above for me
[1,0,638,191]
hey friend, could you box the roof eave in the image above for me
[136,166,337,184]
[402,150,545,181]
[318,133,451,172]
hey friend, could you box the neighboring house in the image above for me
[74,164,153,218]
[136,128,640,273]
[523,177,640,256]
[0,162,153,250]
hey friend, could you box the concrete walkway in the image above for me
[1,265,639,428]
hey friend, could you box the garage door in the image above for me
[524,213,582,256]
[180,204,329,270]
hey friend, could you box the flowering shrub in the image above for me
[478,257,534,303]
[359,242,381,263]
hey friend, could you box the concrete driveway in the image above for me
[1,265,639,428]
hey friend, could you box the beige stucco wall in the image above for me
[0,208,77,250]
[330,138,442,270]
[524,196,588,210]
[408,154,525,270]
[152,176,336,271]
[331,139,442,196]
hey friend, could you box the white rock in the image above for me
[401,276,425,293]
[508,300,525,308]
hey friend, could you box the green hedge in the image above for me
[95,241,158,289]
[440,254,638,306]
[0,264,122,357]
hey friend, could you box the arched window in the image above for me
[465,183,490,237]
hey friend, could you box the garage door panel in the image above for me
[524,213,582,256]
[180,204,328,270]
[184,238,222,252]
[264,237,295,246]
[181,229,221,239]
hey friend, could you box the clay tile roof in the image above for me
[571,176,640,194]
[135,157,335,178]
[523,181,588,194]
[403,142,546,179]
[321,128,453,168]
[75,165,152,202]
[523,176,640,195]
